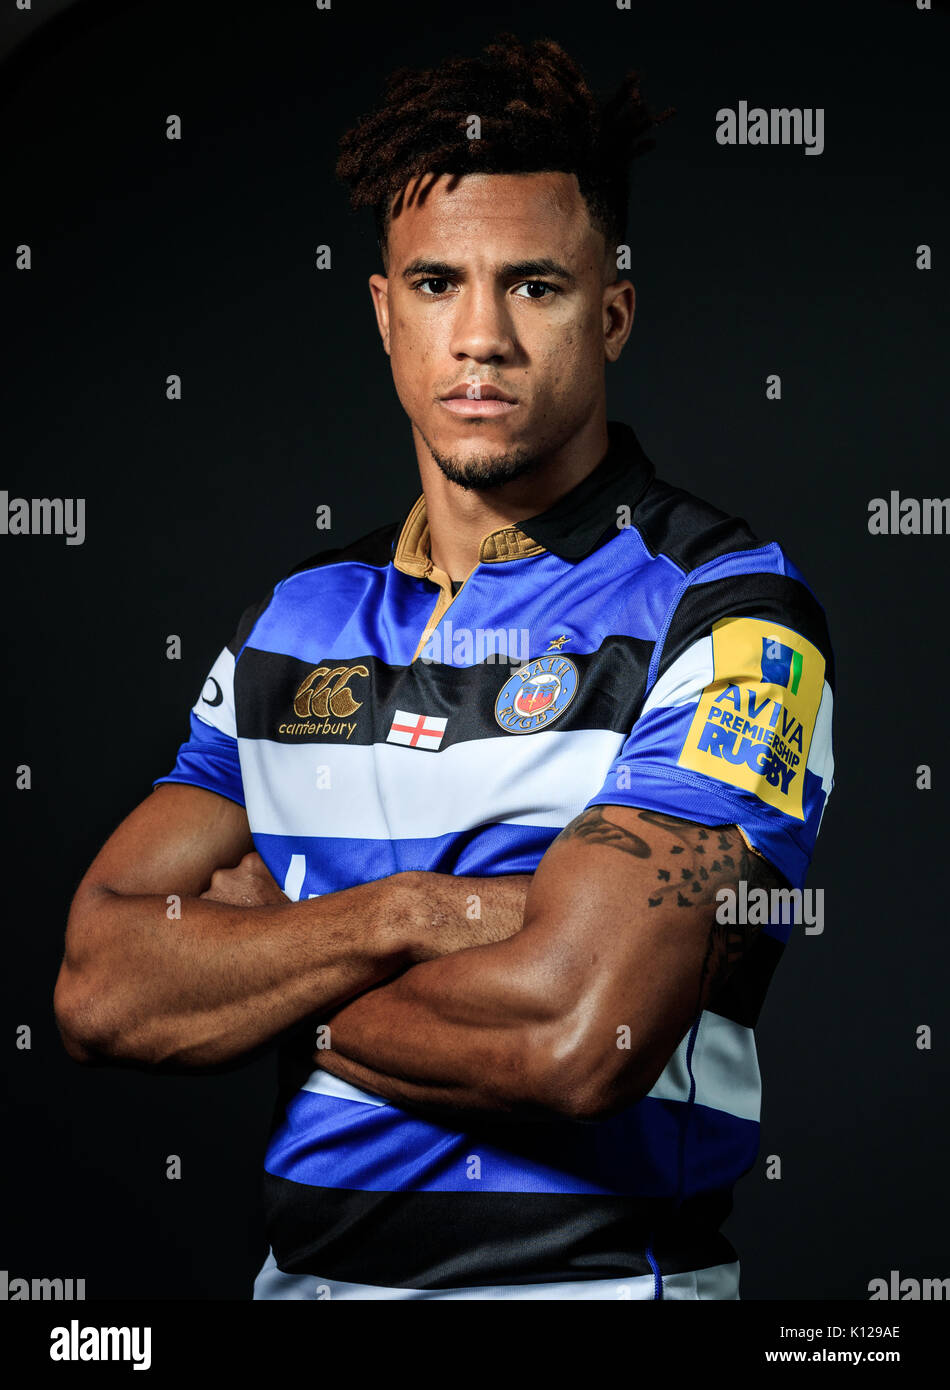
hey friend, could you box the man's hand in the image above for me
[199,852,287,907]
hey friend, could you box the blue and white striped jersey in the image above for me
[154,420,835,1299]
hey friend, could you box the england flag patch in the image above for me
[386,709,447,750]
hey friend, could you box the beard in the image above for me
[420,426,547,492]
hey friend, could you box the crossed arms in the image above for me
[54,783,786,1121]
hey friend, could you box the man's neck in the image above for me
[414,409,610,581]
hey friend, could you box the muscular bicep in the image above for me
[517,803,787,1108]
[73,784,254,902]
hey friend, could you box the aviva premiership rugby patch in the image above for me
[677,617,825,821]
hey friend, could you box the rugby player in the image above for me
[54,34,835,1300]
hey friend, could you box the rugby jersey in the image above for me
[153,419,836,1299]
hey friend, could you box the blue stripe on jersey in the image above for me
[247,534,682,669]
[263,1089,758,1198]
[254,825,561,893]
[154,711,245,809]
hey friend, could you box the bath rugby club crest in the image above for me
[494,655,579,733]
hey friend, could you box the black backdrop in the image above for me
[1,0,947,1302]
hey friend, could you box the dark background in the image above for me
[1,0,947,1301]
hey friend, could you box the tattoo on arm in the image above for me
[555,804,653,859]
[554,804,788,1012]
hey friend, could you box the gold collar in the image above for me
[392,493,546,582]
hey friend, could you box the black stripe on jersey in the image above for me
[659,571,836,694]
[630,477,766,573]
[226,591,279,659]
[282,519,402,579]
[261,1175,737,1289]
[707,932,785,1030]
[233,634,654,748]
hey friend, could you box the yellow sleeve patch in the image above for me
[677,616,826,821]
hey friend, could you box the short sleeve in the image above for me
[585,566,835,891]
[152,588,277,809]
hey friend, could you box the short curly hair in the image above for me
[335,32,673,268]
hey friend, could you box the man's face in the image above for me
[368,171,634,490]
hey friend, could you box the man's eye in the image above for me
[413,279,557,298]
[514,281,557,299]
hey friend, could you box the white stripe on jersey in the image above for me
[648,1010,761,1122]
[238,727,623,840]
[301,1067,386,1107]
[192,646,238,739]
[252,1247,740,1300]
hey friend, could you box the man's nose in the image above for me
[448,285,515,362]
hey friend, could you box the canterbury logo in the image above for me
[293,665,369,718]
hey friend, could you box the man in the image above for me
[54,35,835,1300]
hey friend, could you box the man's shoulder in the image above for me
[606,462,833,665]
[225,518,402,659]
[281,517,402,583]
[626,472,835,688]
[628,470,776,580]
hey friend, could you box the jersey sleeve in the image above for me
[585,561,836,891]
[152,589,277,809]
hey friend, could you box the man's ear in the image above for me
[603,278,636,363]
[369,273,391,356]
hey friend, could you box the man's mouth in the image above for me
[438,382,519,417]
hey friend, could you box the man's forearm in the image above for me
[319,929,563,1118]
[319,813,780,1122]
[56,871,530,1068]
